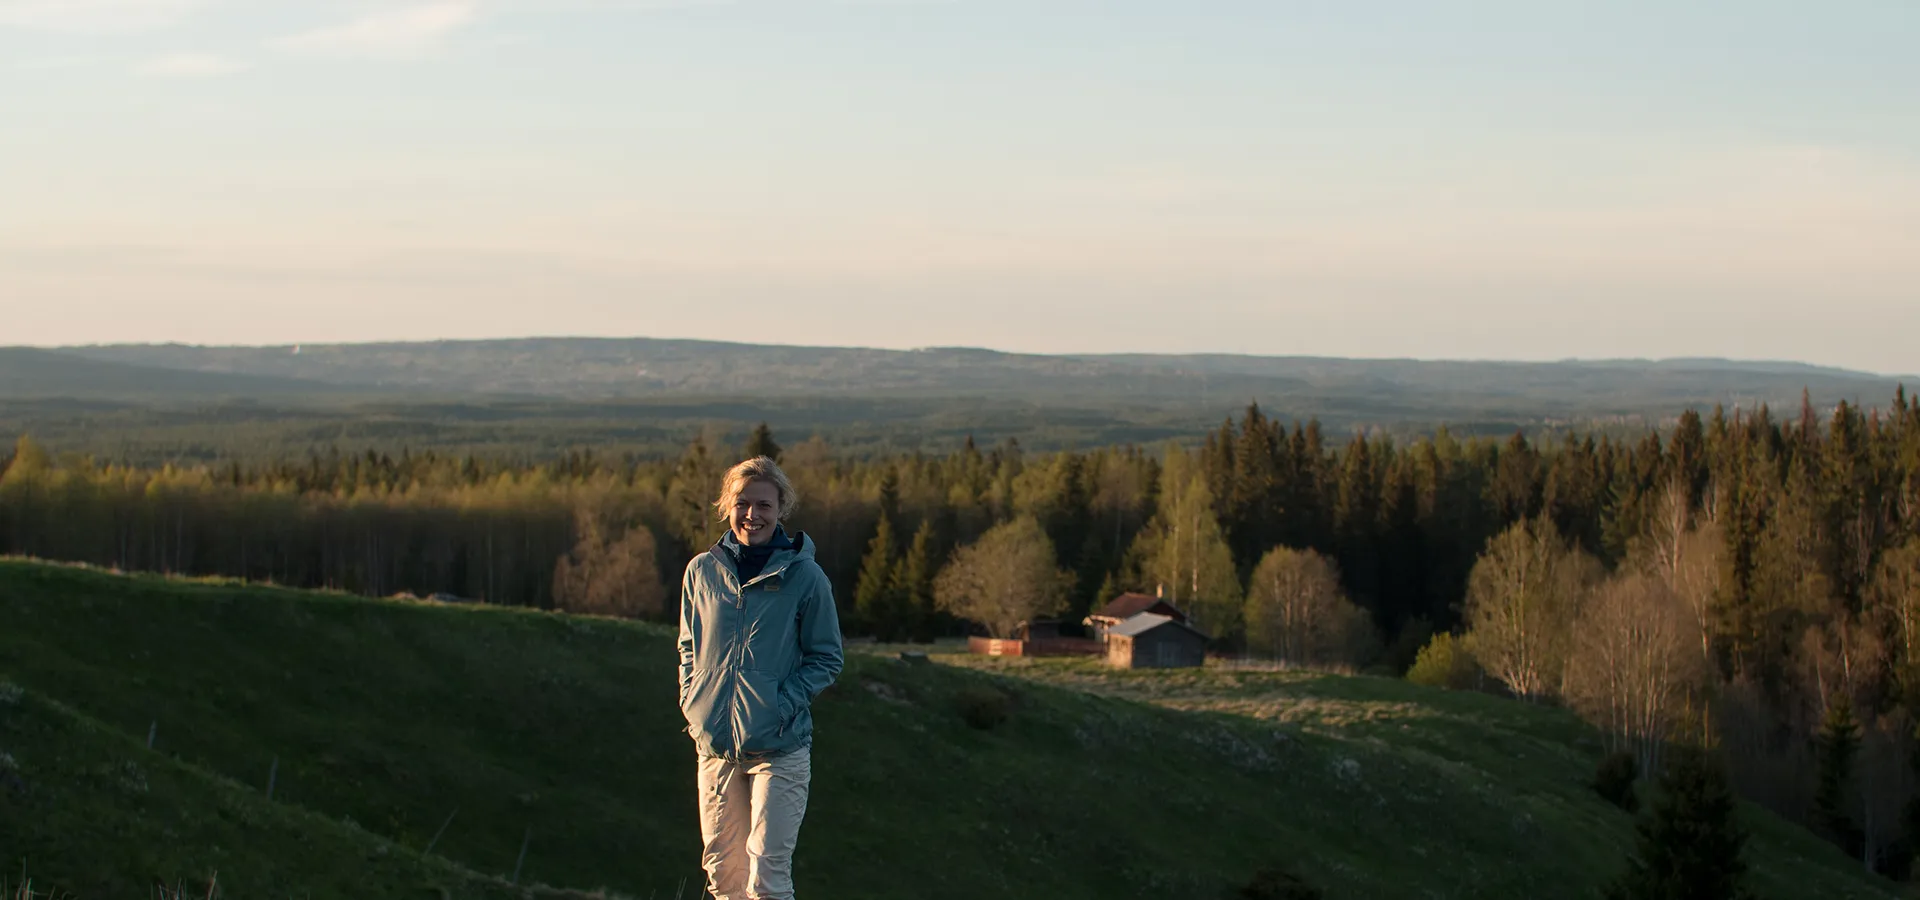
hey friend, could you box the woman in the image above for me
[677,456,843,900]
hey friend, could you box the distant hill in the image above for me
[0,560,1897,898]
[43,337,1919,417]
[0,346,347,400]
[5,339,1912,463]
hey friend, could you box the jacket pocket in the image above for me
[681,667,718,735]
[736,669,788,753]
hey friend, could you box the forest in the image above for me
[4,386,1919,878]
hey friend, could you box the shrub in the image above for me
[1594,751,1640,813]
[1230,866,1323,900]
[1405,632,1479,690]
[955,687,1011,730]
[1380,617,1435,676]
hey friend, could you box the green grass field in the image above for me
[0,559,1898,899]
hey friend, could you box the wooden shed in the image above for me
[1105,613,1209,669]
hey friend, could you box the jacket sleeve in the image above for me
[677,561,697,709]
[779,566,844,722]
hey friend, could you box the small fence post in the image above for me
[511,826,531,885]
[423,808,459,858]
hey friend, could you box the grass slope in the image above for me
[0,685,595,899]
[0,560,1895,899]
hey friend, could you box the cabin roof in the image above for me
[1091,593,1186,622]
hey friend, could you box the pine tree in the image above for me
[1799,388,1820,447]
[1279,421,1324,550]
[854,513,902,639]
[1229,402,1282,566]
[1605,745,1752,900]
[877,466,901,523]
[665,438,719,552]
[897,518,938,642]
[1203,417,1237,520]
[1670,409,1708,509]
[742,422,782,462]
[1092,570,1121,612]
[1490,430,1543,523]
[1815,695,1865,856]
[1375,453,1425,632]
[1333,435,1382,613]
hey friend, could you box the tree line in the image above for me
[4,389,1920,876]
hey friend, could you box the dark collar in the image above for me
[719,525,794,559]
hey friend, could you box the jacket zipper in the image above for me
[721,559,797,757]
[728,581,744,755]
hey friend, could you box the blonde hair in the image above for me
[713,456,799,522]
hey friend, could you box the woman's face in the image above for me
[729,479,781,546]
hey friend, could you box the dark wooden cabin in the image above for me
[1104,613,1208,669]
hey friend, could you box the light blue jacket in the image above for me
[677,531,844,760]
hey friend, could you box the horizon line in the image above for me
[17,336,1917,380]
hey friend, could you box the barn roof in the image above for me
[1107,612,1210,640]
[1091,593,1186,622]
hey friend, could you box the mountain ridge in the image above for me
[45,336,1913,380]
[39,338,1915,399]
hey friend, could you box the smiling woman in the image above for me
[718,457,796,550]
[675,455,843,900]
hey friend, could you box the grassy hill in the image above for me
[0,559,1896,899]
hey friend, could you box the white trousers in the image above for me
[697,747,812,900]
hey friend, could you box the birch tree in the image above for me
[1463,518,1598,701]
[1244,546,1373,668]
[553,511,665,618]
[1565,572,1704,775]
[1132,445,1242,638]
[1871,542,1920,693]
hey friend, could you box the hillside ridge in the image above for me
[0,559,1895,899]
[51,336,1912,383]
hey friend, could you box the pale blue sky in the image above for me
[2,1,1916,373]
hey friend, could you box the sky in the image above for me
[2,1,1917,374]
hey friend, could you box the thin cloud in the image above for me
[136,52,247,78]
[13,54,108,71]
[0,0,211,32]
[272,2,478,59]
